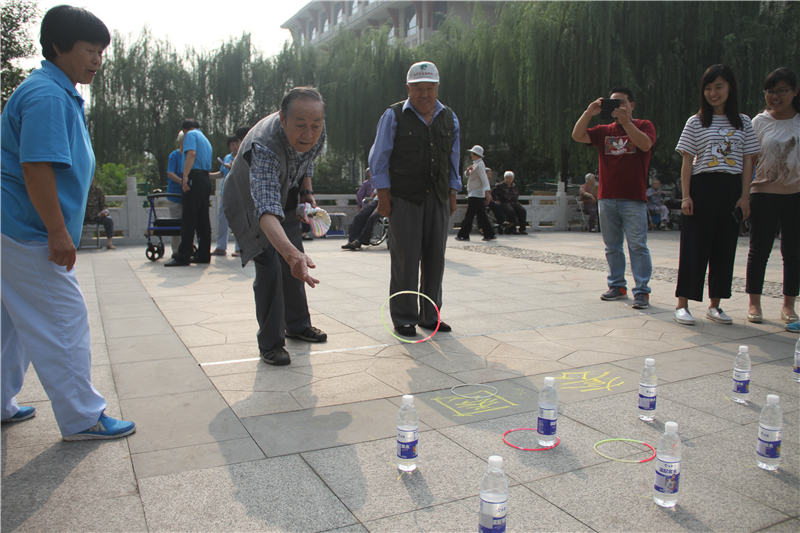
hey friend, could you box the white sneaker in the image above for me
[706,307,733,325]
[674,307,695,325]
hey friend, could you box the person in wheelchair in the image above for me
[491,171,528,234]
[342,168,384,250]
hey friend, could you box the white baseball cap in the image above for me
[468,145,484,158]
[504,171,514,179]
[407,61,440,84]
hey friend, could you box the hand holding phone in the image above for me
[600,98,621,121]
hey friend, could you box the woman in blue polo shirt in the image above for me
[0,6,135,440]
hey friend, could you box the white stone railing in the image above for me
[85,177,581,247]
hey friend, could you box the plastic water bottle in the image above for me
[479,455,508,533]
[653,421,681,508]
[793,338,800,383]
[638,358,657,421]
[756,394,782,471]
[396,394,419,471]
[731,345,751,404]
[537,377,558,447]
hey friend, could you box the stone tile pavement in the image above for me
[2,230,798,532]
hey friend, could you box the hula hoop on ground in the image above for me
[450,384,499,399]
[593,438,656,463]
[380,290,441,344]
[502,428,560,451]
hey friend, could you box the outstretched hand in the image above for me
[288,252,319,288]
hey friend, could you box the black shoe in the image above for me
[341,241,361,251]
[260,347,291,366]
[190,256,211,264]
[482,235,496,241]
[394,324,417,337]
[455,235,469,241]
[164,258,190,267]
[285,326,327,343]
[420,321,451,332]
[518,229,528,235]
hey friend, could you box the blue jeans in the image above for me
[598,199,652,295]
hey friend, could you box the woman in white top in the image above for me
[745,67,800,327]
[673,64,760,326]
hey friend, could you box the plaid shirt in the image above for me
[249,141,315,220]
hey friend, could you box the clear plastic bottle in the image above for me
[653,421,681,508]
[479,455,508,533]
[731,345,751,404]
[396,394,419,471]
[793,338,800,383]
[537,376,558,447]
[638,358,657,421]
[756,394,782,471]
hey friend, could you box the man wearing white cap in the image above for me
[456,145,495,241]
[368,61,462,337]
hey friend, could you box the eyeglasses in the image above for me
[764,87,794,96]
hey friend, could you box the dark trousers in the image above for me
[676,172,741,301]
[499,202,527,231]
[88,215,114,238]
[252,217,311,352]
[457,197,494,239]
[746,192,800,296]
[177,169,211,261]
[388,192,449,326]
[348,199,381,244]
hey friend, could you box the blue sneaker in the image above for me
[63,413,136,441]
[786,321,800,333]
[1,405,36,424]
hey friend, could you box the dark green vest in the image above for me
[388,101,455,205]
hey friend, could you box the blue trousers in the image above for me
[598,198,652,295]
[1,234,106,435]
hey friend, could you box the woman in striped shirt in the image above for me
[673,64,760,326]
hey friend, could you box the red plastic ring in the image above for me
[502,428,560,451]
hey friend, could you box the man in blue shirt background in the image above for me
[166,130,185,257]
[166,118,213,265]
[1,5,135,440]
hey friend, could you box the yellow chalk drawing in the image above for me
[432,391,518,417]
[553,371,625,392]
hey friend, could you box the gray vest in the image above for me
[223,111,326,266]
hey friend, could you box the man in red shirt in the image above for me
[572,87,656,309]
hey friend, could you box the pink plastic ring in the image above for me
[502,428,560,451]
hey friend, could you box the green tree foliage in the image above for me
[1,0,39,108]
[89,1,799,192]
[94,162,128,195]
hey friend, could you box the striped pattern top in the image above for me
[675,114,760,176]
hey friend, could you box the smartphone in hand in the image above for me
[600,98,621,121]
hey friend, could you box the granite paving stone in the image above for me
[120,390,249,454]
[526,458,790,532]
[112,357,214,399]
[363,484,593,532]
[301,431,488,522]
[137,455,357,532]
[131,438,266,478]
[243,398,418,456]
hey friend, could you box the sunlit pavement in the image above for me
[2,230,797,532]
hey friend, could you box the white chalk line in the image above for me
[199,342,391,366]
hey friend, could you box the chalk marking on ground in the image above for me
[199,342,391,366]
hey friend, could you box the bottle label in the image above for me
[478,499,507,533]
[397,429,418,460]
[537,407,557,436]
[653,458,680,494]
[732,370,750,393]
[793,363,799,375]
[638,383,657,410]
[757,426,781,459]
